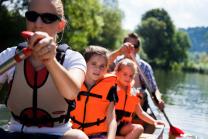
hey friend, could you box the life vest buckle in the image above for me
[96,118,101,126]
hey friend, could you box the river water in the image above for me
[154,70,208,139]
[0,70,208,138]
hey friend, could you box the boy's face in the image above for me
[116,66,134,87]
[86,54,107,83]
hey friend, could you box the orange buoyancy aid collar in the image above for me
[115,84,139,123]
[71,74,117,135]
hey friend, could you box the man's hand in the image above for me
[119,42,134,57]
[154,89,165,111]
[157,99,165,111]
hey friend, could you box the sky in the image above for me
[118,0,208,31]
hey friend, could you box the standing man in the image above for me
[108,33,165,111]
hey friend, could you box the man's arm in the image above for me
[141,61,165,110]
[153,89,165,110]
[108,42,134,72]
[108,49,121,72]
[108,49,121,66]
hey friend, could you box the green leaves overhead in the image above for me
[136,8,191,68]
[63,0,104,51]
[89,6,123,50]
[0,0,123,52]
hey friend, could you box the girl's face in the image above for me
[85,55,107,84]
[26,0,62,38]
[116,66,134,87]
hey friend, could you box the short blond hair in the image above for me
[115,58,137,77]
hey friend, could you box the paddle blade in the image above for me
[169,125,185,137]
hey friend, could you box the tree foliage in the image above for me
[89,6,124,50]
[0,4,25,52]
[63,0,104,51]
[0,0,123,53]
[142,8,175,38]
[136,8,191,68]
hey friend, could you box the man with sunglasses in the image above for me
[108,33,165,111]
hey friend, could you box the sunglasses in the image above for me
[25,11,61,24]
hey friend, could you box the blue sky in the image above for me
[118,0,208,31]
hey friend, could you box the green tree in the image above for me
[141,8,175,38]
[89,5,124,50]
[137,17,167,62]
[136,8,190,68]
[0,0,124,53]
[0,5,25,52]
[171,31,191,63]
[63,0,104,51]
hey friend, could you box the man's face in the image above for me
[126,38,139,53]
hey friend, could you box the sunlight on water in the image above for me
[162,105,208,139]
[155,70,208,139]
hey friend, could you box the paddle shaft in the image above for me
[0,48,32,75]
[0,31,34,75]
[162,110,173,127]
[132,55,184,136]
[133,57,173,125]
[136,62,154,93]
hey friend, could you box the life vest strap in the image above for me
[116,110,132,121]
[71,116,106,128]
[116,110,131,117]
[11,112,67,127]
[78,91,102,100]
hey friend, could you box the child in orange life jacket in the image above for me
[114,58,165,139]
[70,45,118,139]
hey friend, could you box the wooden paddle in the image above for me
[131,54,185,137]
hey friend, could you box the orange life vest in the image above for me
[71,74,117,135]
[115,85,139,123]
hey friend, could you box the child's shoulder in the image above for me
[104,73,116,78]
[102,73,117,82]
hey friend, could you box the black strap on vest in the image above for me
[65,99,76,123]
[116,110,131,121]
[11,112,68,128]
[56,44,70,64]
[16,43,70,64]
[77,91,103,100]
[71,116,106,129]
